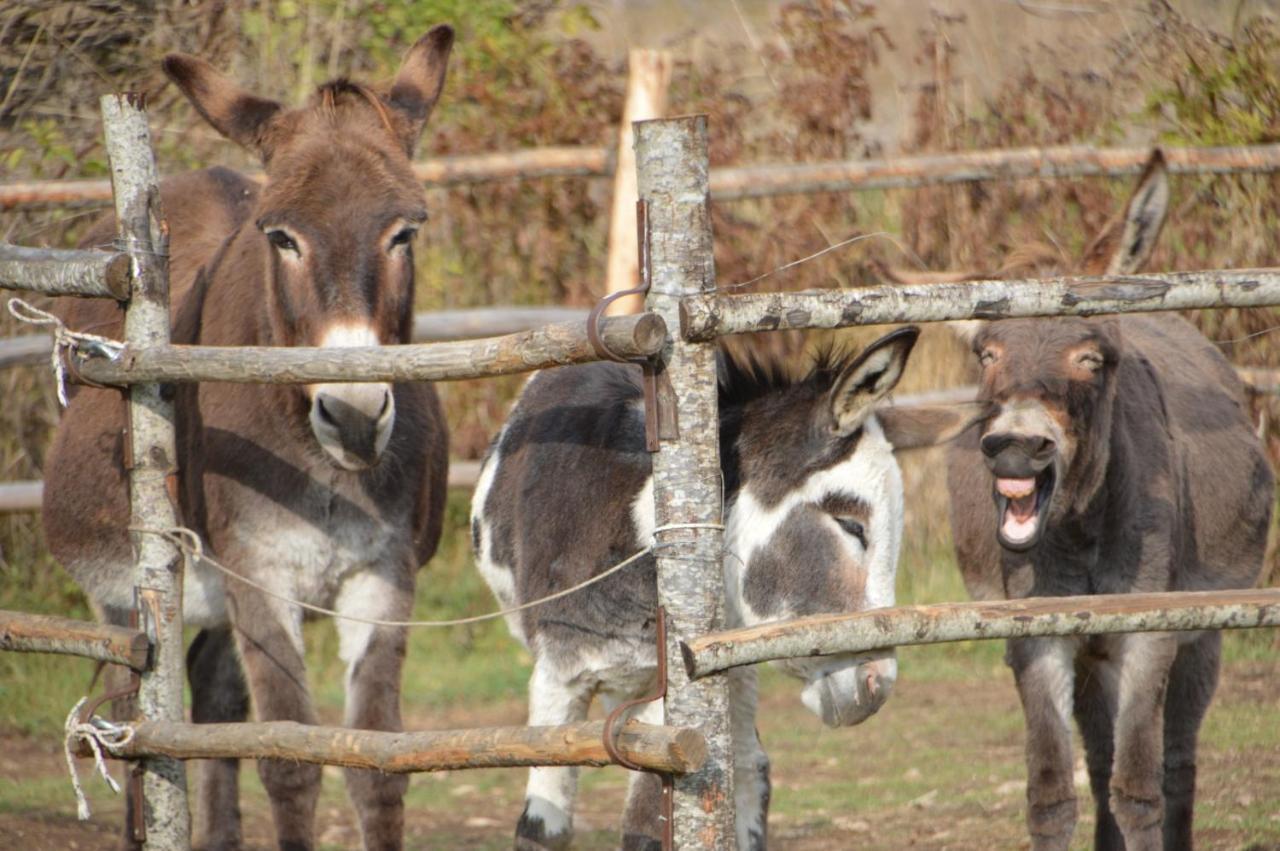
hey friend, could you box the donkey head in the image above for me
[163,26,454,470]
[723,327,988,726]
[969,150,1169,551]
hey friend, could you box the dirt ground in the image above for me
[2,656,1277,851]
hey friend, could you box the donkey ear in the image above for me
[163,54,283,157]
[827,326,919,436]
[1085,148,1170,275]
[878,400,992,451]
[388,24,455,152]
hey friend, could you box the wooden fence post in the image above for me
[102,92,190,850]
[605,48,672,315]
[637,115,734,849]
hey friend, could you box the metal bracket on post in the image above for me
[588,199,678,452]
[602,606,675,851]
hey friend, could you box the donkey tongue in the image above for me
[1002,492,1038,541]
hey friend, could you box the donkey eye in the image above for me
[978,349,998,368]
[266,229,299,255]
[389,227,417,250]
[834,517,867,547]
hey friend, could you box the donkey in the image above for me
[472,327,989,850]
[945,150,1274,850]
[42,27,454,850]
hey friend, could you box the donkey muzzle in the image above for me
[800,651,897,728]
[309,383,395,470]
[980,431,1055,478]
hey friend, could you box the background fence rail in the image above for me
[7,142,1280,212]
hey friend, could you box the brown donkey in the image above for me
[42,27,454,850]
[946,151,1273,850]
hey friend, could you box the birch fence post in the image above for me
[637,115,735,848]
[102,92,191,849]
[605,48,672,315]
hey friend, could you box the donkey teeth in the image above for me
[995,477,1037,499]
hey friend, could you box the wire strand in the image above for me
[132,522,723,630]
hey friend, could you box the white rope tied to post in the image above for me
[7,297,124,406]
[63,697,135,820]
[132,521,723,629]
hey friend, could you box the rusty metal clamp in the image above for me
[602,606,675,850]
[587,199,678,452]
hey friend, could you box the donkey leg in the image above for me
[189,627,250,851]
[1073,650,1123,851]
[1161,632,1220,851]
[334,571,412,851]
[618,698,665,851]
[516,658,592,850]
[1110,632,1179,851]
[1007,637,1078,851]
[729,666,769,851]
[227,584,321,851]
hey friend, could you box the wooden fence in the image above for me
[6,141,1280,211]
[2,105,1279,850]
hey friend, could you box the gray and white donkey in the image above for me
[472,327,987,850]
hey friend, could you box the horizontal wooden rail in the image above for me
[0,609,149,669]
[681,269,1280,340]
[0,480,41,511]
[0,334,50,368]
[1,147,613,211]
[69,312,664,386]
[7,143,1280,211]
[888,365,1280,408]
[77,718,705,774]
[2,306,591,370]
[1,462,481,514]
[709,143,1280,200]
[413,306,589,340]
[681,588,1280,679]
[0,244,131,299]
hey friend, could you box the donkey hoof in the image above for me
[515,798,572,851]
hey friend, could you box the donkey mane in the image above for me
[718,344,864,408]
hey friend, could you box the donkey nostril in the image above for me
[981,433,1011,458]
[866,671,879,699]
[378,390,392,420]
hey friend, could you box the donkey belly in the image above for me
[214,498,411,617]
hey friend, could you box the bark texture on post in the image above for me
[0,244,131,299]
[680,270,1280,340]
[102,92,190,850]
[71,313,665,386]
[81,719,706,775]
[682,588,1280,678]
[0,609,150,669]
[637,115,735,849]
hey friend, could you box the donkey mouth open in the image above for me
[993,467,1055,551]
